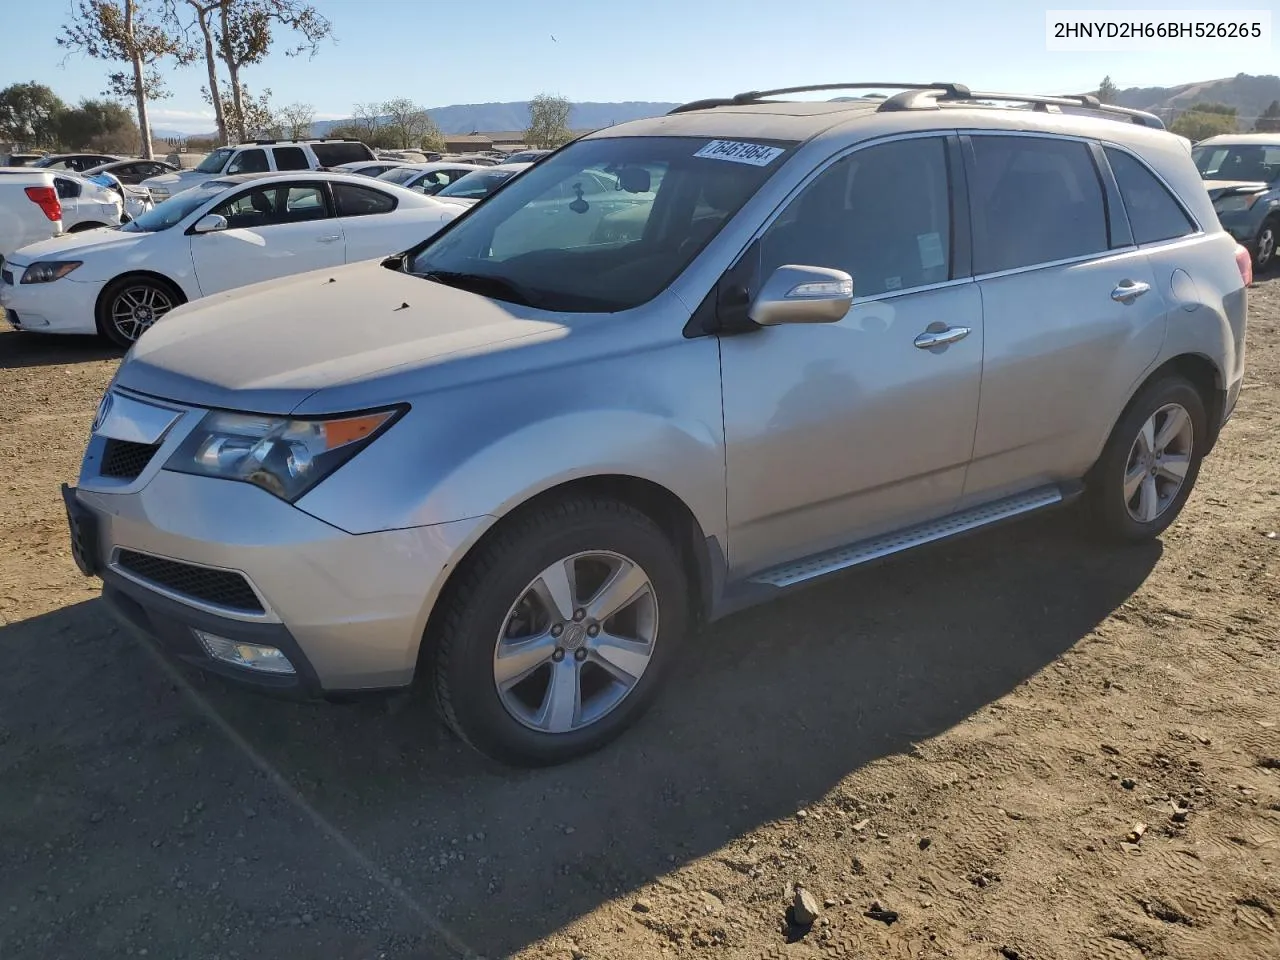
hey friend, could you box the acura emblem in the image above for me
[91,391,114,434]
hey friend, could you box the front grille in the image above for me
[100,438,160,480]
[116,550,264,614]
[1,268,13,285]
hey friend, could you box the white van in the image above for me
[0,168,125,259]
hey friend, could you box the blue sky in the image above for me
[9,0,1280,132]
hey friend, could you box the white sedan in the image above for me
[374,162,482,195]
[0,171,462,346]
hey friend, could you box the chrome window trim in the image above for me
[971,244,1141,283]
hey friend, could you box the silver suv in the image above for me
[66,82,1250,766]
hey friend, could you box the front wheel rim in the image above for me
[1123,402,1194,524]
[493,551,658,734]
[110,284,174,342]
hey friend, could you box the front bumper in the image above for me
[70,471,489,694]
[0,270,104,335]
[1214,211,1264,246]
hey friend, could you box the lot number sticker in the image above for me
[694,140,785,166]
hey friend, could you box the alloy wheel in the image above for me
[492,551,658,734]
[1257,225,1276,270]
[110,283,174,343]
[1123,402,1195,524]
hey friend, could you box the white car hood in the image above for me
[4,227,143,267]
[143,169,211,191]
[115,259,568,415]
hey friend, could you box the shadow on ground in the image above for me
[0,329,120,369]
[0,512,1160,959]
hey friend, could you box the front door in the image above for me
[720,135,984,576]
[189,181,346,296]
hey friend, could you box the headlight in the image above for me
[21,261,82,284]
[164,407,403,501]
[1214,193,1263,213]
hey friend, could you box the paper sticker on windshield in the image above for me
[694,140,785,166]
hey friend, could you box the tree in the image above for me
[276,101,314,139]
[215,0,332,142]
[56,98,139,151]
[1170,102,1238,141]
[0,83,67,147]
[167,0,229,145]
[350,101,383,139]
[58,0,181,159]
[381,97,443,150]
[1255,100,1280,133]
[525,93,572,149]
[1096,75,1118,105]
[204,80,278,139]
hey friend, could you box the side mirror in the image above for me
[192,213,228,234]
[748,264,854,326]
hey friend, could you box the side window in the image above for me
[225,148,268,175]
[272,146,309,171]
[969,136,1108,274]
[332,183,397,216]
[1105,147,1197,245]
[280,185,329,221]
[760,137,952,298]
[53,177,81,199]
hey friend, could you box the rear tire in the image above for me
[1253,218,1277,273]
[429,496,689,766]
[95,275,184,348]
[1085,376,1207,542]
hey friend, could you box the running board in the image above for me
[749,485,1067,589]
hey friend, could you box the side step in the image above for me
[749,485,1067,589]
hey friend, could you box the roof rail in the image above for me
[667,82,970,114]
[878,87,1164,129]
[243,137,366,145]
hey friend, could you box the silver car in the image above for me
[65,82,1250,766]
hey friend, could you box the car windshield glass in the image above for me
[1192,143,1280,182]
[434,168,517,200]
[119,182,226,232]
[376,166,418,185]
[407,135,793,313]
[195,148,234,174]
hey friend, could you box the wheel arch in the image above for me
[415,473,720,679]
[1110,352,1225,460]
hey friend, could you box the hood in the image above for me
[142,169,210,190]
[1204,178,1270,201]
[4,227,140,266]
[115,259,567,414]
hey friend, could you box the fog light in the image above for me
[194,630,295,675]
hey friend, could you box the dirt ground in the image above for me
[0,277,1277,960]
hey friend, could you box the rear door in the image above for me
[332,181,444,261]
[188,180,345,295]
[961,133,1167,504]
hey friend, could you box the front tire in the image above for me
[96,275,183,348]
[1086,376,1207,542]
[429,496,689,766]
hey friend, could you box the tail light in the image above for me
[1234,244,1253,287]
[24,186,61,223]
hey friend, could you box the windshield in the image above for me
[407,135,793,312]
[1192,143,1280,182]
[435,168,518,200]
[195,148,234,174]
[120,181,226,232]
[376,166,418,185]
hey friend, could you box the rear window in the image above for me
[333,183,397,216]
[311,142,376,166]
[1105,147,1197,245]
[969,135,1109,274]
[272,146,309,171]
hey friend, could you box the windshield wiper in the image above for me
[420,270,542,307]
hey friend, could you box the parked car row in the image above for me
[52,83,1249,770]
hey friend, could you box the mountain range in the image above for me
[155,75,1280,141]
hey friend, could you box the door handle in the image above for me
[913,325,971,349]
[1111,279,1151,304]
[317,235,341,243]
